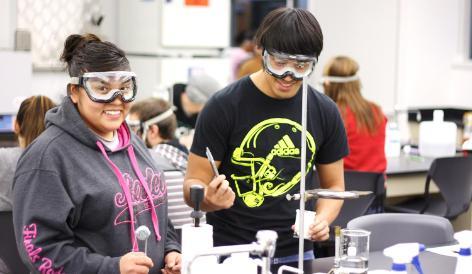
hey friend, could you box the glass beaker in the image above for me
[338,229,370,274]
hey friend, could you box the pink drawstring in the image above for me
[96,141,139,251]
[127,145,161,241]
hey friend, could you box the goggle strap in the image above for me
[126,118,141,127]
[323,75,359,83]
[82,71,137,78]
[70,77,80,85]
[142,106,177,129]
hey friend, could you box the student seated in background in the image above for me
[129,98,188,172]
[0,95,56,212]
[322,56,387,173]
[172,73,221,129]
[13,33,181,274]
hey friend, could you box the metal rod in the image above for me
[187,230,277,274]
[187,243,263,274]
[298,76,308,270]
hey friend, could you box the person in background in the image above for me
[13,33,181,274]
[0,95,56,212]
[172,73,222,149]
[229,31,256,82]
[322,56,387,173]
[183,8,348,272]
[172,73,222,130]
[323,56,387,215]
[237,47,263,79]
[128,98,188,172]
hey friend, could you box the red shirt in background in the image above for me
[342,106,387,173]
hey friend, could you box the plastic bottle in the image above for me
[418,110,457,157]
[462,112,472,143]
[383,243,425,274]
[385,121,401,157]
[454,230,472,274]
[394,105,411,146]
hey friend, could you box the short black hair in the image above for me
[254,8,323,57]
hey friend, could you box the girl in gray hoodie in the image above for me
[13,34,181,274]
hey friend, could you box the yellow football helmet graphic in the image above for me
[231,118,316,207]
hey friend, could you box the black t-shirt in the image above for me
[191,76,348,257]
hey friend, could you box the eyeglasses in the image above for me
[70,71,137,103]
[262,49,317,80]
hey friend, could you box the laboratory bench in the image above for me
[385,153,472,231]
[310,249,456,274]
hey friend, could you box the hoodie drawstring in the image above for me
[97,141,162,252]
[127,145,161,241]
[96,141,139,251]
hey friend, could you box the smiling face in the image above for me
[265,72,303,99]
[252,69,303,100]
[70,83,132,140]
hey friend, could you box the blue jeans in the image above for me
[272,250,314,264]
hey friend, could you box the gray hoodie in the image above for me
[13,97,180,273]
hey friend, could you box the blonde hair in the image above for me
[323,56,382,134]
[16,95,56,147]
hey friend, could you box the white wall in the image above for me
[11,0,472,114]
[310,0,398,114]
[310,0,472,114]
[98,0,117,43]
[397,0,470,109]
[0,0,16,49]
[128,56,231,101]
[0,52,32,113]
[31,71,69,104]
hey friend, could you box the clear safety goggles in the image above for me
[126,106,176,140]
[263,49,317,80]
[70,71,137,103]
[126,118,141,134]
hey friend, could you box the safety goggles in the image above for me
[126,106,176,140]
[70,71,137,103]
[263,49,317,80]
[126,118,141,134]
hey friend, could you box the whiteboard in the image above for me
[161,0,230,48]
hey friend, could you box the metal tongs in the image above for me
[286,189,372,201]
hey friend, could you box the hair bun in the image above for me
[60,33,102,64]
[82,33,101,43]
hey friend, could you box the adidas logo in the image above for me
[271,135,300,156]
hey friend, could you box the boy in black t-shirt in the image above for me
[183,7,349,272]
